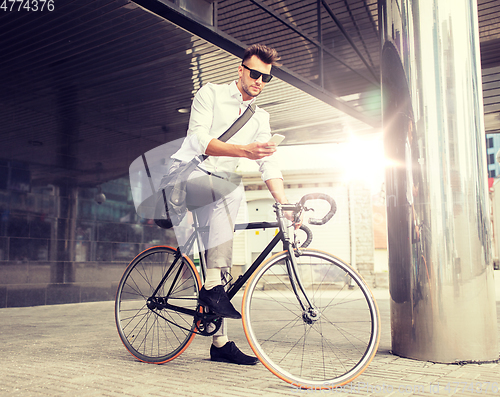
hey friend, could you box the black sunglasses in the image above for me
[241,64,273,83]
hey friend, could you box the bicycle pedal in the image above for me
[198,304,219,318]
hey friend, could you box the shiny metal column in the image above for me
[380,0,498,362]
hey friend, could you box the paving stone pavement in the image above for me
[0,290,499,397]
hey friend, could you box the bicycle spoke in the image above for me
[250,294,303,319]
[124,276,149,299]
[160,311,188,346]
[260,316,303,350]
[318,312,374,348]
[277,320,314,366]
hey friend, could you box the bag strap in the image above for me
[198,102,256,162]
[218,102,256,142]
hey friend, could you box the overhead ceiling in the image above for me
[0,0,498,188]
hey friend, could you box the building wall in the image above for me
[348,183,376,286]
[0,174,177,308]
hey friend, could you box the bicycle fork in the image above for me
[283,244,321,324]
[278,207,320,324]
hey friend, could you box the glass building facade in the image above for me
[0,171,176,307]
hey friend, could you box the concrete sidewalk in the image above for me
[0,291,499,396]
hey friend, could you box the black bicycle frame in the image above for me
[226,224,283,300]
[150,210,314,322]
[148,220,283,313]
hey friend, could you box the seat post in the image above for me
[191,212,207,283]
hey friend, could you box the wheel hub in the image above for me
[146,297,166,310]
[146,297,157,310]
[302,308,321,324]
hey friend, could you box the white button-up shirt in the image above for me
[172,81,283,181]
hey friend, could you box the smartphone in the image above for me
[268,133,285,146]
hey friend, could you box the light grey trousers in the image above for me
[170,163,244,338]
[186,168,243,270]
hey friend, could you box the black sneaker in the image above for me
[210,341,259,365]
[198,285,241,319]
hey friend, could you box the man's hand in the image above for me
[243,142,276,160]
[265,178,303,230]
[284,210,303,230]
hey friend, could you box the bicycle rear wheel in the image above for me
[242,248,380,389]
[115,246,201,364]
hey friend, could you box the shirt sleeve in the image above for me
[186,83,216,154]
[254,110,284,182]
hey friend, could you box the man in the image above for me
[169,44,291,365]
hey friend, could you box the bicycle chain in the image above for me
[149,305,223,336]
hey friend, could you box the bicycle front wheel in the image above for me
[242,248,380,389]
[115,246,201,364]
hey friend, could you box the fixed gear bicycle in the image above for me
[115,193,380,389]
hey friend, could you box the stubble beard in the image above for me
[241,80,262,99]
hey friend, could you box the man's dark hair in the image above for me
[242,44,281,66]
